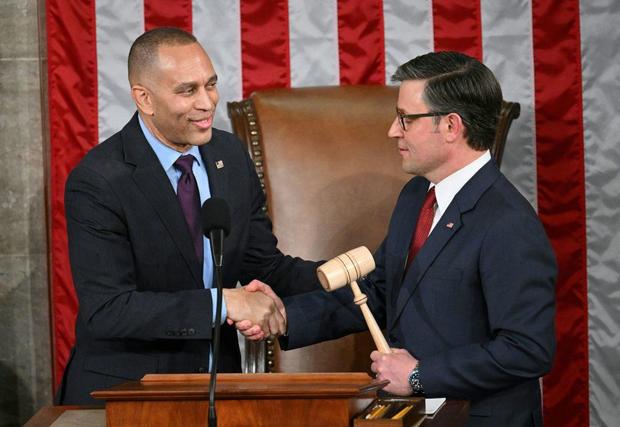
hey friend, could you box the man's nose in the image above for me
[387,117,403,138]
[195,87,216,111]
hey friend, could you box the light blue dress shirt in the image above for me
[138,116,226,322]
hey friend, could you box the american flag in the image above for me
[46,1,620,426]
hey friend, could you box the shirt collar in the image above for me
[431,150,491,214]
[138,114,202,171]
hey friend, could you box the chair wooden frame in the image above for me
[228,88,520,373]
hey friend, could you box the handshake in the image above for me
[222,280,285,341]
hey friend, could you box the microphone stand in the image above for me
[208,229,224,427]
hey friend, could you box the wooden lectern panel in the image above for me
[91,373,386,427]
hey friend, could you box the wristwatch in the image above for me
[408,362,424,395]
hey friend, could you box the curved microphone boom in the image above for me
[201,197,231,427]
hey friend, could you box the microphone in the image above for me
[202,197,231,267]
[201,197,231,427]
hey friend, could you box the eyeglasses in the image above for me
[396,108,451,131]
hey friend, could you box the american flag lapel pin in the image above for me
[215,160,224,169]
[446,222,454,229]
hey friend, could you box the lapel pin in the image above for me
[446,222,454,229]
[215,160,224,169]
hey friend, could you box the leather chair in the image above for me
[227,85,520,374]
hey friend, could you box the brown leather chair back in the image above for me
[227,86,519,373]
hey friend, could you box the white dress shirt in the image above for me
[428,150,492,233]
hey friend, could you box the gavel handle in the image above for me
[350,281,391,354]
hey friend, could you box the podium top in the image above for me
[91,372,388,402]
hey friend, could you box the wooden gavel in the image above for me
[317,246,391,354]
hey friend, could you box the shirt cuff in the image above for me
[209,288,227,325]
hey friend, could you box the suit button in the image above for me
[389,333,398,343]
[188,328,196,336]
[198,367,207,373]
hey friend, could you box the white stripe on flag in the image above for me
[193,0,242,132]
[481,0,537,208]
[96,0,143,142]
[383,0,433,84]
[581,1,620,426]
[289,0,339,87]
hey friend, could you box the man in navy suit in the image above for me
[253,52,557,426]
[57,27,319,404]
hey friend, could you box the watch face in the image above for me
[408,366,424,394]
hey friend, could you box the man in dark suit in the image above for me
[256,52,557,426]
[57,27,318,404]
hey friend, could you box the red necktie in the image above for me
[406,187,436,270]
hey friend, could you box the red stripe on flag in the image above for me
[337,0,385,85]
[144,0,193,33]
[432,0,483,60]
[47,0,99,388]
[240,0,290,98]
[532,1,589,426]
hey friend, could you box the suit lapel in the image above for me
[387,182,428,306]
[390,204,462,328]
[389,161,501,329]
[199,132,229,200]
[121,114,203,288]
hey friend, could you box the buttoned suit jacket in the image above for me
[58,114,319,404]
[283,160,556,427]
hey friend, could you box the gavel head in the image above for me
[317,246,375,291]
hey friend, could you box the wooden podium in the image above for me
[91,372,386,427]
[25,373,468,426]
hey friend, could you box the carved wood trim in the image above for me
[493,101,521,168]
[227,100,275,373]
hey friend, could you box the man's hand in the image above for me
[228,280,287,341]
[370,348,418,395]
[222,284,286,337]
[244,280,286,319]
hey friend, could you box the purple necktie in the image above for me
[173,155,203,264]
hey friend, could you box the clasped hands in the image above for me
[222,280,285,340]
[222,281,418,395]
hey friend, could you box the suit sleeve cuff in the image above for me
[278,296,307,350]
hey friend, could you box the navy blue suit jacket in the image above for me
[283,160,556,426]
[58,114,320,404]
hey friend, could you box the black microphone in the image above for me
[201,197,231,427]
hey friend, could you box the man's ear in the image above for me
[444,113,464,143]
[131,84,154,116]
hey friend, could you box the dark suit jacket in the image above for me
[58,114,319,404]
[283,160,556,427]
